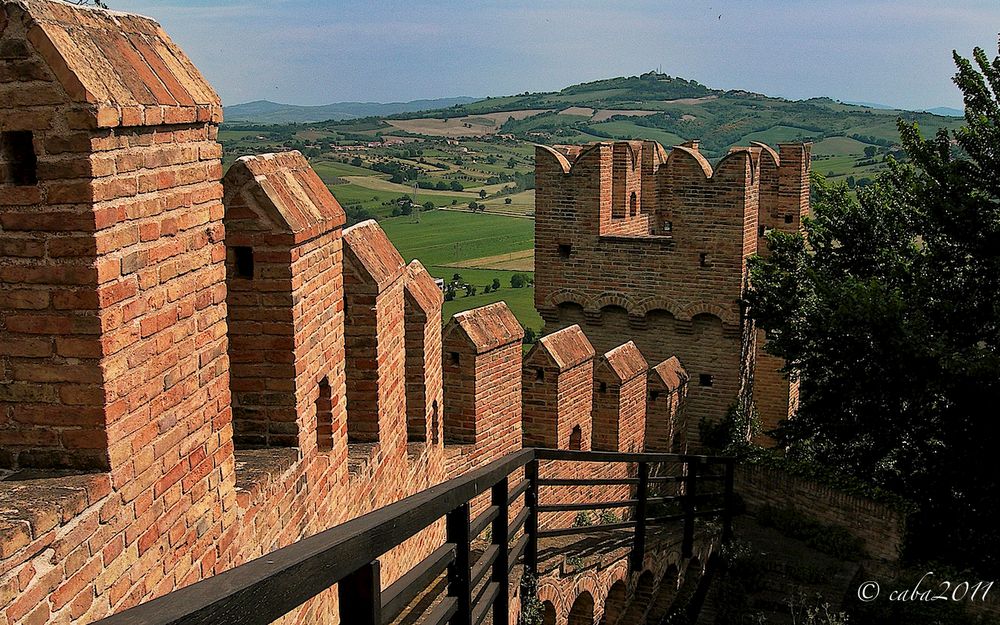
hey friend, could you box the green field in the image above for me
[380,210,540,332]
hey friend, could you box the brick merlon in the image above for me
[649,356,688,392]
[530,324,595,372]
[5,0,221,126]
[342,219,405,291]
[404,260,443,316]
[599,341,648,382]
[444,302,523,354]
[223,151,345,243]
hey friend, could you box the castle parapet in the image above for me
[646,357,689,452]
[593,341,648,453]
[222,151,346,451]
[442,302,523,462]
[522,324,595,450]
[403,260,444,446]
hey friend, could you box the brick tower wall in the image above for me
[535,140,806,445]
[752,143,810,434]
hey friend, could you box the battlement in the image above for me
[535,138,810,440]
[0,2,699,621]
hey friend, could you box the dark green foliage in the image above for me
[746,42,1000,574]
[510,273,528,288]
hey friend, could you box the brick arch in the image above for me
[586,292,638,315]
[666,145,713,179]
[541,600,557,625]
[535,144,573,174]
[568,590,595,625]
[546,288,589,311]
[634,296,682,319]
[598,580,627,625]
[677,302,736,326]
[715,148,757,184]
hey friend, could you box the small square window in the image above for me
[699,252,711,268]
[449,352,460,366]
[649,390,660,402]
[234,246,254,279]
[1,131,37,186]
[662,220,673,234]
[558,244,572,259]
[699,374,714,387]
[535,368,544,381]
[598,381,607,394]
[784,215,794,224]
[758,225,766,237]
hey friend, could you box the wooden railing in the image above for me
[93,448,735,625]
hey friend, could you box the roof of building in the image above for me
[445,302,523,354]
[650,356,688,391]
[531,325,594,372]
[599,341,648,382]
[223,152,345,242]
[342,220,405,291]
[404,260,443,316]
[6,0,220,126]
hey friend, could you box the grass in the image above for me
[587,120,685,145]
[379,211,540,331]
[311,159,380,178]
[379,210,534,267]
[812,136,870,156]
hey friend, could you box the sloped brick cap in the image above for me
[650,356,688,391]
[343,219,405,291]
[223,152,345,242]
[600,341,647,382]
[6,0,221,126]
[445,302,523,354]
[533,324,594,372]
[404,260,443,315]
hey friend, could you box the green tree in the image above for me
[491,278,501,291]
[510,273,527,288]
[351,156,363,167]
[746,42,1000,572]
[450,180,464,192]
[479,189,488,199]
[863,145,878,158]
[505,197,513,205]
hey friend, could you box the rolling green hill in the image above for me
[302,72,963,160]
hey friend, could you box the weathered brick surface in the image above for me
[593,342,647,453]
[646,357,689,452]
[736,464,905,562]
[534,139,809,444]
[522,324,594,450]
[404,260,443,445]
[222,151,346,450]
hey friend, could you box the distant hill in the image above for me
[224,97,479,124]
[923,106,964,117]
[306,72,964,158]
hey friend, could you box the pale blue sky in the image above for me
[112,0,999,109]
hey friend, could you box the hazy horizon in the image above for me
[111,0,999,111]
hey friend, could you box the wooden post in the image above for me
[630,461,648,571]
[492,476,510,624]
[722,460,735,544]
[338,560,381,625]
[524,459,539,579]
[447,503,472,625]
[682,458,698,558]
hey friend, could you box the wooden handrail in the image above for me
[91,447,734,625]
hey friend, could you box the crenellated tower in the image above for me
[534,139,810,443]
